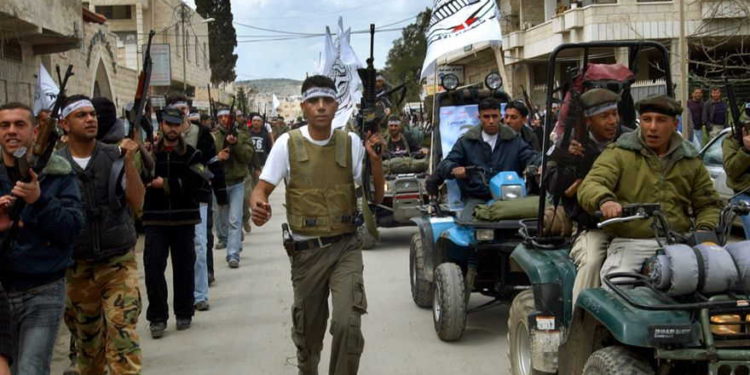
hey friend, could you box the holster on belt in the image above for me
[281,223,294,257]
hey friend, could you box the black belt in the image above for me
[291,233,351,252]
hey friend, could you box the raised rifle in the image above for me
[207,84,216,122]
[521,85,540,123]
[549,77,588,199]
[223,95,237,149]
[357,24,379,204]
[725,78,743,143]
[128,30,155,144]
[2,64,74,253]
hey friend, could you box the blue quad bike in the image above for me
[507,40,750,375]
[410,166,537,342]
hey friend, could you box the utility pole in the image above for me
[181,2,187,94]
[678,0,689,139]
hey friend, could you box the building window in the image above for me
[1,39,22,62]
[94,5,132,20]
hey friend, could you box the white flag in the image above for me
[319,18,363,129]
[420,0,503,79]
[33,63,59,115]
[272,94,281,116]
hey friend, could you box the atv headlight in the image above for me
[395,180,418,192]
[476,229,494,241]
[501,184,523,200]
[485,72,503,90]
[440,73,460,91]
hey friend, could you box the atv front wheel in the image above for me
[508,290,553,375]
[582,346,654,375]
[432,262,467,341]
[410,233,433,308]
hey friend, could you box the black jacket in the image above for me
[0,282,11,366]
[437,125,540,201]
[142,140,203,226]
[190,124,228,205]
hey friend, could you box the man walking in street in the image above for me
[214,107,254,268]
[57,95,145,375]
[169,96,228,311]
[703,87,730,138]
[142,108,203,338]
[0,102,84,375]
[250,75,385,375]
[687,88,704,148]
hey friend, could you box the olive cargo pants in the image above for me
[570,230,610,306]
[65,251,142,375]
[290,234,367,375]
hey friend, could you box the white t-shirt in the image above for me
[72,156,91,169]
[482,131,498,151]
[259,126,365,240]
[259,125,364,186]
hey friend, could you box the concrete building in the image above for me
[0,0,138,112]
[0,0,82,104]
[499,0,750,105]
[87,0,212,99]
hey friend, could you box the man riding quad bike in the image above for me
[409,94,542,342]
[508,41,750,375]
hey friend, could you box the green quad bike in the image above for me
[507,41,750,375]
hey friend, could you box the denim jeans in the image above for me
[213,194,227,245]
[218,181,245,262]
[732,193,750,239]
[692,128,703,149]
[194,203,209,303]
[7,278,66,375]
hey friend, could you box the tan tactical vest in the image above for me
[285,128,357,237]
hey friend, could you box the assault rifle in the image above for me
[128,30,155,144]
[357,24,379,204]
[725,79,744,144]
[222,96,237,149]
[521,85,540,124]
[207,84,216,121]
[549,80,588,199]
[2,65,74,253]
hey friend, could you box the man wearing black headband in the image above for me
[250,75,384,375]
[578,95,721,282]
[0,102,83,375]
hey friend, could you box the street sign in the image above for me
[150,96,166,108]
[149,44,171,87]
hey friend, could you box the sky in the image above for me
[184,0,433,81]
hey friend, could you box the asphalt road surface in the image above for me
[52,185,510,375]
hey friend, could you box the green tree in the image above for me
[195,0,238,83]
[383,8,431,104]
[236,86,249,114]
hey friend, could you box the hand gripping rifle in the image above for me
[128,30,156,178]
[357,24,379,204]
[2,65,74,253]
[549,81,588,199]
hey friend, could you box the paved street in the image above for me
[52,185,510,375]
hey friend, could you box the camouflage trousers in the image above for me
[64,251,142,375]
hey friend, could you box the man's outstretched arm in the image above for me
[250,180,276,226]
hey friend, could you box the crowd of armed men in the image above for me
[1,70,750,375]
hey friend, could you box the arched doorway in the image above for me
[93,60,113,99]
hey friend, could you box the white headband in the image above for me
[62,100,94,119]
[252,115,263,121]
[217,109,230,117]
[302,87,337,102]
[188,112,200,120]
[584,102,618,117]
[170,101,188,109]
